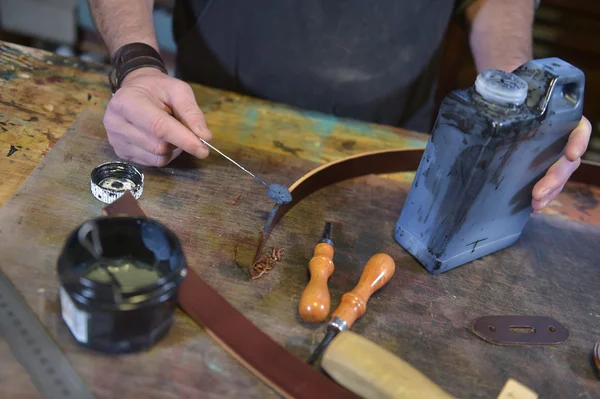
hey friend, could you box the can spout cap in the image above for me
[474,69,528,106]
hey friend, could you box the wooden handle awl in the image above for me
[299,242,335,323]
[331,253,395,329]
[322,330,457,399]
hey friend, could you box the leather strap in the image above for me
[254,148,600,260]
[103,191,359,399]
[108,42,167,93]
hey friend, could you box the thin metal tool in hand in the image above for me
[198,137,269,188]
[198,137,292,209]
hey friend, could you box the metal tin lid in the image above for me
[90,162,144,204]
[474,69,528,106]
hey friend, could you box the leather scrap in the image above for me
[254,147,600,261]
[103,191,359,399]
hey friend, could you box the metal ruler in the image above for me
[0,268,93,399]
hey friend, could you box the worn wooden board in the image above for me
[1,110,600,398]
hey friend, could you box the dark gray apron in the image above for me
[172,0,455,132]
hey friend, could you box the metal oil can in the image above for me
[395,57,585,274]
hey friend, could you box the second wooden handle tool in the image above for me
[331,253,395,327]
[307,253,396,364]
[299,222,335,323]
[322,330,457,399]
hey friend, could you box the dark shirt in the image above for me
[173,1,466,132]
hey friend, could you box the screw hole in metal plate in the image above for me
[508,326,536,334]
[471,315,569,345]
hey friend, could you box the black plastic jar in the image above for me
[57,216,187,353]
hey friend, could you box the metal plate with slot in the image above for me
[470,316,569,346]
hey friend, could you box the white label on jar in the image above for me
[59,287,89,343]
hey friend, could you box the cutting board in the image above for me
[1,109,600,399]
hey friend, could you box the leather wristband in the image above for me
[108,42,168,93]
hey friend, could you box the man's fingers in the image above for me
[168,81,213,141]
[532,182,565,213]
[114,143,183,167]
[564,116,592,161]
[112,90,209,159]
[110,122,176,156]
[532,154,580,201]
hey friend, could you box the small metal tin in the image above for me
[90,162,144,204]
[57,216,187,353]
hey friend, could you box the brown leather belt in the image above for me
[105,148,600,398]
[255,148,600,259]
[103,192,360,399]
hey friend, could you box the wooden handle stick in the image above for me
[331,253,395,329]
[307,253,396,364]
[321,330,457,399]
[299,222,335,323]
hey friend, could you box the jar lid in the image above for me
[90,162,144,204]
[474,69,528,106]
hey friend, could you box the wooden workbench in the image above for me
[2,41,600,399]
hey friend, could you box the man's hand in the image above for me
[466,0,593,212]
[531,116,592,212]
[103,67,212,167]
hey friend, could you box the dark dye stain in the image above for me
[63,153,73,163]
[46,76,62,84]
[565,186,599,217]
[28,116,39,122]
[207,100,222,112]
[224,97,234,102]
[7,145,18,156]
[529,135,569,171]
[426,144,494,259]
[42,130,58,147]
[16,216,23,225]
[0,121,6,126]
[495,176,505,190]
[509,170,545,215]
[1,127,6,132]
[273,140,302,157]
[34,78,45,85]
[87,93,92,101]
[342,140,356,150]
[0,70,16,80]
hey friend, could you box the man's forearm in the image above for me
[89,0,158,56]
[467,0,535,73]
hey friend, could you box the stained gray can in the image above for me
[395,57,585,274]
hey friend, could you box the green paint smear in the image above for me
[238,107,259,142]
[84,258,163,288]
[0,70,16,81]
